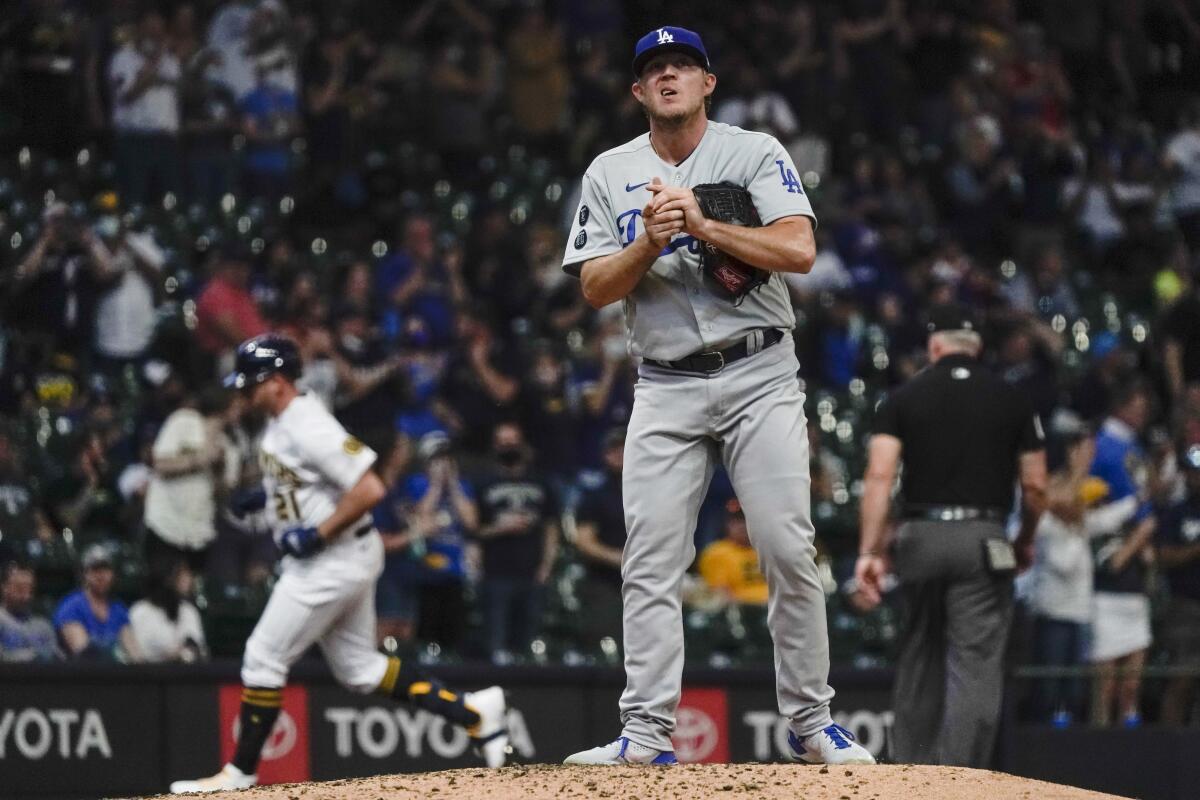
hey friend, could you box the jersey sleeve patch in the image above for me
[289,402,378,492]
[748,134,817,226]
[562,168,622,275]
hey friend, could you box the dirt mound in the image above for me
[155,763,1130,800]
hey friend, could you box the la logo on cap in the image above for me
[656,28,674,44]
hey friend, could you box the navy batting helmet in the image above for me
[223,333,303,390]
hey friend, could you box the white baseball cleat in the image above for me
[788,723,876,765]
[169,764,257,793]
[465,686,511,768]
[563,736,678,765]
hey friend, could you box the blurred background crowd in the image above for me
[1,0,1200,727]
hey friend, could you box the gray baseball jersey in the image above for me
[562,121,816,361]
[565,120,837,753]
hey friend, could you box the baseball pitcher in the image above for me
[561,27,874,766]
[169,335,509,793]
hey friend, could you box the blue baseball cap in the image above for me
[633,26,709,77]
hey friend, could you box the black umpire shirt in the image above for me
[872,354,1045,509]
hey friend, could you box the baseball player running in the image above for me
[170,335,508,792]
[560,27,874,766]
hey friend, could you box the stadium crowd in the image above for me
[1,0,1200,726]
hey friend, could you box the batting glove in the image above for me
[279,525,323,558]
[229,486,267,518]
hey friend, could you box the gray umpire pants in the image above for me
[619,335,835,751]
[890,520,1014,767]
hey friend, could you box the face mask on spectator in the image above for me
[496,447,523,468]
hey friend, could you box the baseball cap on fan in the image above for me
[633,26,710,77]
[418,430,452,462]
[81,544,113,570]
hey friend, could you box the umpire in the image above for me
[855,304,1047,767]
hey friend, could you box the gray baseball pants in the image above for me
[619,334,835,751]
[890,520,1014,767]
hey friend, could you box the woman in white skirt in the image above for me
[1030,429,1139,725]
[1088,390,1158,727]
[1088,496,1156,727]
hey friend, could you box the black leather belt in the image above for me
[903,505,1007,522]
[650,329,783,374]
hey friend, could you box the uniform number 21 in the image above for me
[274,488,300,522]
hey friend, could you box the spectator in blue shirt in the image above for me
[1088,383,1156,727]
[410,432,477,631]
[0,562,60,662]
[570,309,634,471]
[376,217,458,347]
[53,544,140,661]
[373,477,423,647]
[819,291,864,390]
[392,316,451,443]
[239,72,298,201]
[384,432,478,650]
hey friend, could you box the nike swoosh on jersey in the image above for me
[625,181,650,192]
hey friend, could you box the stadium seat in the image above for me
[197,580,272,658]
[20,534,78,602]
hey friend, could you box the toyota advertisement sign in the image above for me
[0,663,892,798]
[218,684,311,784]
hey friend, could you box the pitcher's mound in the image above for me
[162,763,1130,800]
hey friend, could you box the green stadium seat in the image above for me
[198,580,271,658]
[21,534,79,603]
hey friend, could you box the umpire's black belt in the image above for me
[902,505,1007,522]
[649,328,783,374]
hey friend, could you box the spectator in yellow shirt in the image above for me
[698,499,768,605]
